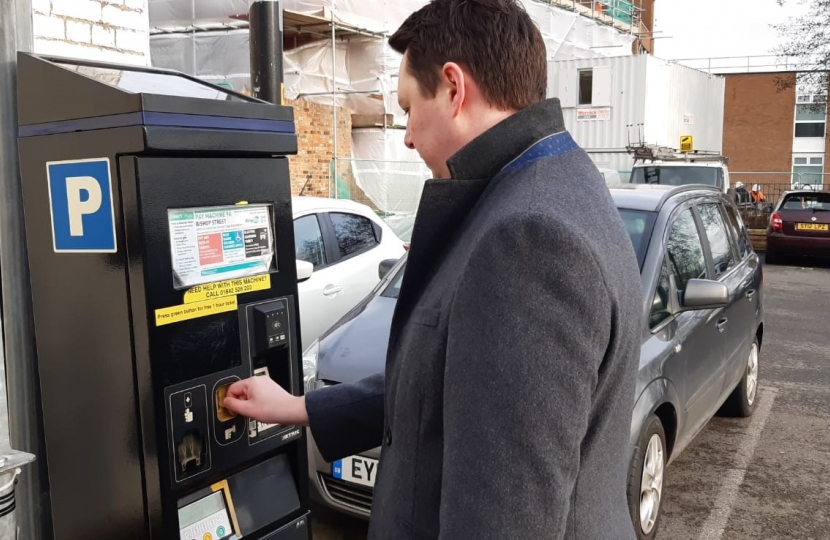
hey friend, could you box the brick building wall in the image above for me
[723,72,797,174]
[32,0,150,65]
[286,98,353,198]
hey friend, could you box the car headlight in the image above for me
[302,340,320,394]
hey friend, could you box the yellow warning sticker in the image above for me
[155,296,238,327]
[183,275,271,304]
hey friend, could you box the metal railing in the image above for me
[669,54,829,75]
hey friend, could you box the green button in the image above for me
[217,526,226,537]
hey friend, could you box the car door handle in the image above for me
[717,318,728,332]
[746,289,756,300]
[323,285,342,296]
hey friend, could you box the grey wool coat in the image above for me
[305,98,643,539]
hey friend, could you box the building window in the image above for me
[793,154,824,186]
[579,69,593,105]
[794,103,826,138]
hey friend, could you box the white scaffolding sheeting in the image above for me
[282,0,428,35]
[350,128,429,239]
[151,29,252,92]
[279,0,635,114]
[149,0,249,28]
[148,0,636,214]
[284,37,406,125]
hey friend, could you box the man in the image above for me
[224,0,643,538]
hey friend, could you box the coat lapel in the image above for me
[390,177,489,335]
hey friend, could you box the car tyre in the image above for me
[627,414,666,540]
[720,337,760,418]
[764,248,779,265]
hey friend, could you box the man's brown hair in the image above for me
[389,0,547,111]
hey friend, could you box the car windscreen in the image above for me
[380,262,406,299]
[630,166,724,189]
[780,192,830,211]
[617,209,657,270]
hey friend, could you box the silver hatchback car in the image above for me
[302,184,764,539]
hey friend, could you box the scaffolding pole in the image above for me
[331,0,338,198]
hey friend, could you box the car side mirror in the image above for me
[378,259,398,280]
[678,279,729,311]
[296,260,314,283]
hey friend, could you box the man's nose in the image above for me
[404,128,415,150]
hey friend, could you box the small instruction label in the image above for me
[183,275,271,304]
[155,297,238,327]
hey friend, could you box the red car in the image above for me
[766,189,830,264]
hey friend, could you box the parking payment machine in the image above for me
[16,53,312,539]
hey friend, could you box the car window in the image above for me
[630,166,724,190]
[780,192,830,211]
[650,259,673,329]
[698,203,736,277]
[723,203,750,259]
[294,214,327,269]
[666,208,708,292]
[617,209,657,270]
[330,212,379,258]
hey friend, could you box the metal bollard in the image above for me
[0,450,36,540]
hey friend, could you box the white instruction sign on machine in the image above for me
[169,205,275,289]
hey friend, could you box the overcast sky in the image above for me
[653,0,810,62]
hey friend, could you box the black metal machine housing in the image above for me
[16,52,310,540]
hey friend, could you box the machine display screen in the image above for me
[178,491,234,540]
[55,62,253,102]
[168,204,276,289]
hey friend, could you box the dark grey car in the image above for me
[302,184,765,539]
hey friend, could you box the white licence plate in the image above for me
[332,455,379,487]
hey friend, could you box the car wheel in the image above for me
[764,248,780,265]
[627,415,666,540]
[720,337,760,417]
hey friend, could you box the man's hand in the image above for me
[223,376,309,427]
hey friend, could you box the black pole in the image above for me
[0,1,53,539]
[249,0,284,105]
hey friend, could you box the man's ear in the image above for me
[441,62,466,118]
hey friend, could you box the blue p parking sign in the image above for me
[47,158,117,253]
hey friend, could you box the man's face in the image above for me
[397,53,460,179]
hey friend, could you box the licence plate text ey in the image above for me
[796,222,829,231]
[332,455,379,487]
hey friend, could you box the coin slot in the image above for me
[215,383,237,423]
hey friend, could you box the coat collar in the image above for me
[390,98,569,326]
[446,98,568,180]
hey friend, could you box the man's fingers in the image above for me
[222,396,257,418]
[225,382,249,400]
